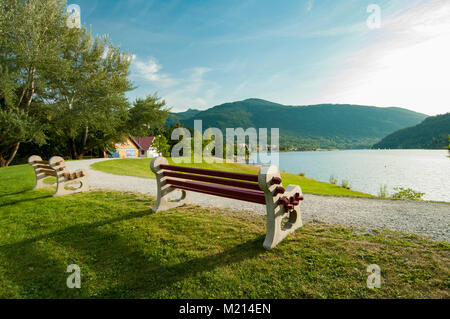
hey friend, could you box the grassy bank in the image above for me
[0,164,448,298]
[91,158,373,198]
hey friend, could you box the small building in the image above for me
[106,136,160,158]
[134,136,160,158]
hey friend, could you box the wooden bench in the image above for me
[28,155,88,196]
[150,157,304,250]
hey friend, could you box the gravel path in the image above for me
[67,159,450,242]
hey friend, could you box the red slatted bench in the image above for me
[150,157,304,250]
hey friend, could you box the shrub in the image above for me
[341,179,351,189]
[378,184,389,198]
[329,175,337,184]
[391,187,425,201]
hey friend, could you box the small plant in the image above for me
[341,179,351,189]
[298,172,306,177]
[329,175,337,184]
[391,187,425,201]
[378,184,389,198]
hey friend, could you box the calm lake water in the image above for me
[251,150,450,202]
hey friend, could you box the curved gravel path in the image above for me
[67,159,450,242]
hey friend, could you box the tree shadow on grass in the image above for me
[0,210,266,298]
[0,189,32,199]
[0,195,53,208]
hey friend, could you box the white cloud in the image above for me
[132,56,177,88]
[130,55,220,111]
[163,67,221,111]
[318,0,450,115]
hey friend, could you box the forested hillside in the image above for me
[372,113,450,149]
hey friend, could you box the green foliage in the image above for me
[373,113,450,149]
[152,135,170,157]
[341,179,351,189]
[127,95,170,137]
[46,25,134,159]
[0,108,47,166]
[0,0,68,166]
[329,175,338,184]
[391,187,425,201]
[378,184,389,198]
[1,0,167,163]
[171,98,427,149]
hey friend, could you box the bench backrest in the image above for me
[28,155,57,177]
[150,157,294,206]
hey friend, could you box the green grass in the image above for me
[91,158,373,198]
[0,164,448,298]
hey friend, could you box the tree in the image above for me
[0,0,68,166]
[45,26,133,159]
[127,95,170,137]
[447,135,450,154]
[152,135,170,157]
[0,108,46,166]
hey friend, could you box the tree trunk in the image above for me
[0,154,6,167]
[70,138,78,160]
[0,142,21,167]
[77,126,89,159]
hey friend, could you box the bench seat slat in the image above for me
[160,164,259,182]
[166,178,266,204]
[170,184,267,205]
[163,171,261,191]
[37,169,57,176]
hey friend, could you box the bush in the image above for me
[341,179,351,189]
[378,184,389,198]
[391,187,425,201]
[298,172,305,177]
[329,175,337,184]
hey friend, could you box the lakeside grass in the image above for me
[0,164,449,298]
[91,158,374,198]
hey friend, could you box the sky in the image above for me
[72,0,450,115]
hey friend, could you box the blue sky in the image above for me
[72,0,450,115]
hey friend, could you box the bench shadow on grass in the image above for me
[0,209,266,298]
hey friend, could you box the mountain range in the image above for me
[166,98,428,149]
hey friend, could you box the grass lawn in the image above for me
[91,158,374,198]
[0,164,448,298]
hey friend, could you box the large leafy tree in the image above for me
[2,0,171,163]
[45,26,134,159]
[0,0,68,166]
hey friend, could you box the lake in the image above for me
[251,150,450,202]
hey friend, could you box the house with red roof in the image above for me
[105,136,160,158]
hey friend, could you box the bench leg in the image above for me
[153,183,189,212]
[54,175,89,197]
[49,156,89,197]
[151,157,189,212]
[263,185,303,250]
